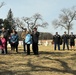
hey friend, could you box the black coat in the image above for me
[53,35,60,44]
[32,31,40,43]
[62,34,69,43]
[69,35,75,42]
[1,30,8,40]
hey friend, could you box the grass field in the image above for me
[0,45,76,75]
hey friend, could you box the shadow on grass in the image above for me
[0,49,76,75]
[25,58,76,75]
[43,56,76,75]
[0,71,32,75]
[39,51,70,57]
[0,61,7,65]
[0,58,76,75]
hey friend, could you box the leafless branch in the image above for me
[0,2,5,8]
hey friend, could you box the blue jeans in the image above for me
[54,43,60,50]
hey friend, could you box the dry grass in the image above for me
[0,45,76,75]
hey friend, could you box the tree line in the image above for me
[0,2,76,36]
[18,31,53,40]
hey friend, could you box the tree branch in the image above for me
[0,2,5,8]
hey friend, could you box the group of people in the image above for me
[0,27,40,55]
[0,26,75,55]
[0,27,19,54]
[21,27,40,55]
[53,31,76,50]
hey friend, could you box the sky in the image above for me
[0,0,76,35]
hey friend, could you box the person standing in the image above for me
[53,32,61,50]
[62,31,69,50]
[21,28,27,53]
[1,27,8,54]
[25,31,32,55]
[0,34,6,54]
[31,28,40,55]
[10,29,19,53]
[69,32,75,50]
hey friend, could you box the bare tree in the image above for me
[14,18,26,30]
[22,17,32,31]
[22,13,48,31]
[0,2,5,8]
[52,6,76,34]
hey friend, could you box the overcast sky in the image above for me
[0,0,76,35]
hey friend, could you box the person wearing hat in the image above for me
[62,31,69,50]
[69,32,75,50]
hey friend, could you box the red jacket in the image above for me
[0,38,6,50]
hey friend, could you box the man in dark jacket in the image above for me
[53,32,61,50]
[69,32,75,50]
[31,28,40,55]
[62,31,69,50]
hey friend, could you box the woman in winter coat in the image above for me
[10,29,19,53]
[25,31,32,55]
[0,34,6,54]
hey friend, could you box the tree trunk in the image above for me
[27,24,29,31]
[68,29,70,35]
